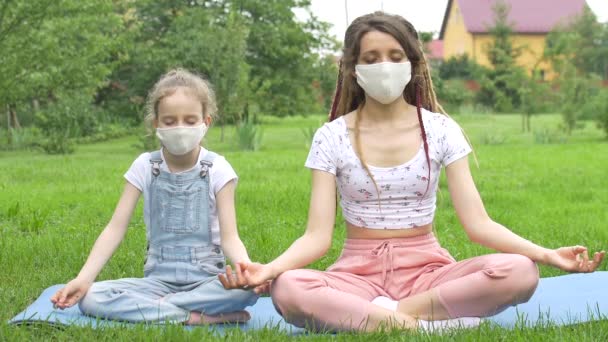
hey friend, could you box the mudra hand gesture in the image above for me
[219,262,274,295]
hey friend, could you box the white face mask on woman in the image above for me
[355,61,412,104]
[156,124,208,156]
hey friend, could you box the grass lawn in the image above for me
[1,113,607,341]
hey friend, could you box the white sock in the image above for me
[371,296,399,311]
[418,317,482,333]
[372,296,481,333]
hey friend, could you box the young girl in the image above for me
[222,12,605,332]
[50,68,258,324]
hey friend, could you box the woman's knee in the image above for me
[485,254,539,301]
[509,254,539,301]
[270,270,318,314]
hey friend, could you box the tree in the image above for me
[545,7,608,134]
[237,0,338,116]
[0,0,125,132]
[476,0,528,114]
[98,0,337,125]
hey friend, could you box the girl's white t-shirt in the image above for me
[124,147,237,245]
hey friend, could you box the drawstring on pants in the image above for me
[372,241,395,287]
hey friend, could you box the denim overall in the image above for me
[79,150,257,323]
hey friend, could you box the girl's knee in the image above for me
[78,285,103,314]
[231,288,259,309]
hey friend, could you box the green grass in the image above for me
[1,113,607,340]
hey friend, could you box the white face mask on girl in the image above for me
[355,61,412,104]
[156,124,208,156]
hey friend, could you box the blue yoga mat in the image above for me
[9,272,608,332]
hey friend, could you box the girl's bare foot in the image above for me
[187,310,251,325]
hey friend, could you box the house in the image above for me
[425,39,444,69]
[438,0,587,80]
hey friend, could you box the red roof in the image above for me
[439,0,587,38]
[426,39,444,60]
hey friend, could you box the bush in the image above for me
[435,79,475,110]
[439,55,486,80]
[32,94,134,154]
[301,126,317,149]
[35,95,101,140]
[479,132,507,145]
[534,128,568,144]
[457,103,493,115]
[39,130,76,154]
[0,127,41,151]
[132,124,160,152]
[236,119,263,151]
[582,88,608,137]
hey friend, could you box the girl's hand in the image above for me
[218,263,249,290]
[545,246,605,273]
[50,278,92,309]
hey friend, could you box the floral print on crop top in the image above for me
[304,109,472,229]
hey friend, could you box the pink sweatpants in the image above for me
[271,233,539,331]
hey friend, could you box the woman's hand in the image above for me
[50,278,92,309]
[544,246,605,273]
[219,262,276,294]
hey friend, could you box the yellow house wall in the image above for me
[471,34,555,79]
[443,0,474,60]
[442,0,556,80]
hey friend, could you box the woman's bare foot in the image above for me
[186,310,251,325]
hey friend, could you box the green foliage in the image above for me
[33,94,113,154]
[159,4,251,125]
[585,88,608,138]
[238,0,338,116]
[0,127,41,151]
[477,0,528,113]
[236,119,264,151]
[35,95,100,139]
[518,76,556,132]
[98,0,337,127]
[436,79,475,110]
[479,132,507,145]
[312,55,340,111]
[0,0,126,125]
[556,67,599,134]
[132,123,160,152]
[1,0,338,152]
[418,31,434,44]
[545,8,608,134]
[534,128,568,144]
[545,8,608,80]
[457,103,493,115]
[439,55,486,80]
[300,126,317,148]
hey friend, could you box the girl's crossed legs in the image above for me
[79,276,257,324]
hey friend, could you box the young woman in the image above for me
[222,12,605,332]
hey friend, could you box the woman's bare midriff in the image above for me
[346,222,433,239]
